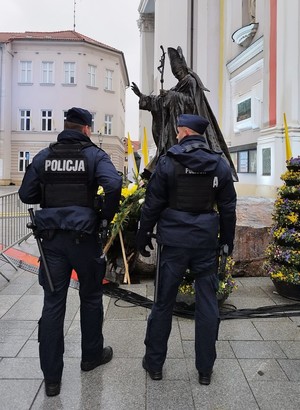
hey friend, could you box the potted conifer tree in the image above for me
[264,157,300,300]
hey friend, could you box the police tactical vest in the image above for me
[41,141,96,208]
[167,145,218,213]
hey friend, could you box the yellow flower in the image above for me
[121,183,138,199]
[127,183,138,196]
[121,187,129,198]
[273,227,285,238]
[287,212,298,223]
[281,170,300,180]
[97,186,104,195]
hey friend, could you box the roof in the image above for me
[0,30,120,53]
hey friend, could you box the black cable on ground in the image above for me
[103,281,300,320]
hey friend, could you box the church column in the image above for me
[137,12,155,147]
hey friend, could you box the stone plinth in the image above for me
[233,197,274,277]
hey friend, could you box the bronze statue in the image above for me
[131,46,238,181]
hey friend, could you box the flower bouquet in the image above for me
[103,181,146,283]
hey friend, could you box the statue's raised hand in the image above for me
[131,82,141,97]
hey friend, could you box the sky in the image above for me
[0,0,141,139]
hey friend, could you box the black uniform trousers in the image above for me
[144,245,220,373]
[38,230,105,382]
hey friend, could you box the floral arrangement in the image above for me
[178,256,237,300]
[286,157,300,167]
[281,170,300,181]
[271,226,300,246]
[264,156,300,285]
[264,262,300,284]
[108,182,146,243]
[102,181,146,277]
[266,244,300,266]
[277,184,300,200]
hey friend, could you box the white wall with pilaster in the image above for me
[194,0,220,120]
[276,0,300,129]
[137,13,155,145]
[153,0,189,92]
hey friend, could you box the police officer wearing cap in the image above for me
[136,113,236,385]
[19,107,122,396]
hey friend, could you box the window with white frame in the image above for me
[19,151,30,172]
[249,149,257,173]
[20,109,31,131]
[105,69,113,91]
[88,64,96,87]
[237,98,251,122]
[237,151,249,173]
[20,61,32,83]
[64,62,75,84]
[104,114,112,135]
[41,110,52,131]
[234,93,252,131]
[42,61,54,83]
[262,148,271,176]
[236,149,257,173]
[230,59,263,132]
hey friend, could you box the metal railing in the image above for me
[0,191,35,281]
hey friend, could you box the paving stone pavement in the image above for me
[0,242,300,409]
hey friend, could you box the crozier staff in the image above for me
[136,114,236,385]
[19,107,122,397]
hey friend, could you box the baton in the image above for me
[27,208,55,293]
[154,243,161,303]
[218,244,229,281]
[149,233,161,303]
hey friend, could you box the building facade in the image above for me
[0,30,129,185]
[137,0,300,197]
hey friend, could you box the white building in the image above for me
[137,0,300,197]
[0,30,129,185]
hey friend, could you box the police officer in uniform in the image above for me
[136,114,236,385]
[19,107,122,396]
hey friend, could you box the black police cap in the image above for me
[177,114,209,134]
[66,107,92,127]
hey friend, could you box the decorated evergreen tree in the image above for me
[264,157,300,300]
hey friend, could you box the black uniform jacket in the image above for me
[139,135,237,252]
[19,130,122,234]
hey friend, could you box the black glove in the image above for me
[136,229,154,257]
